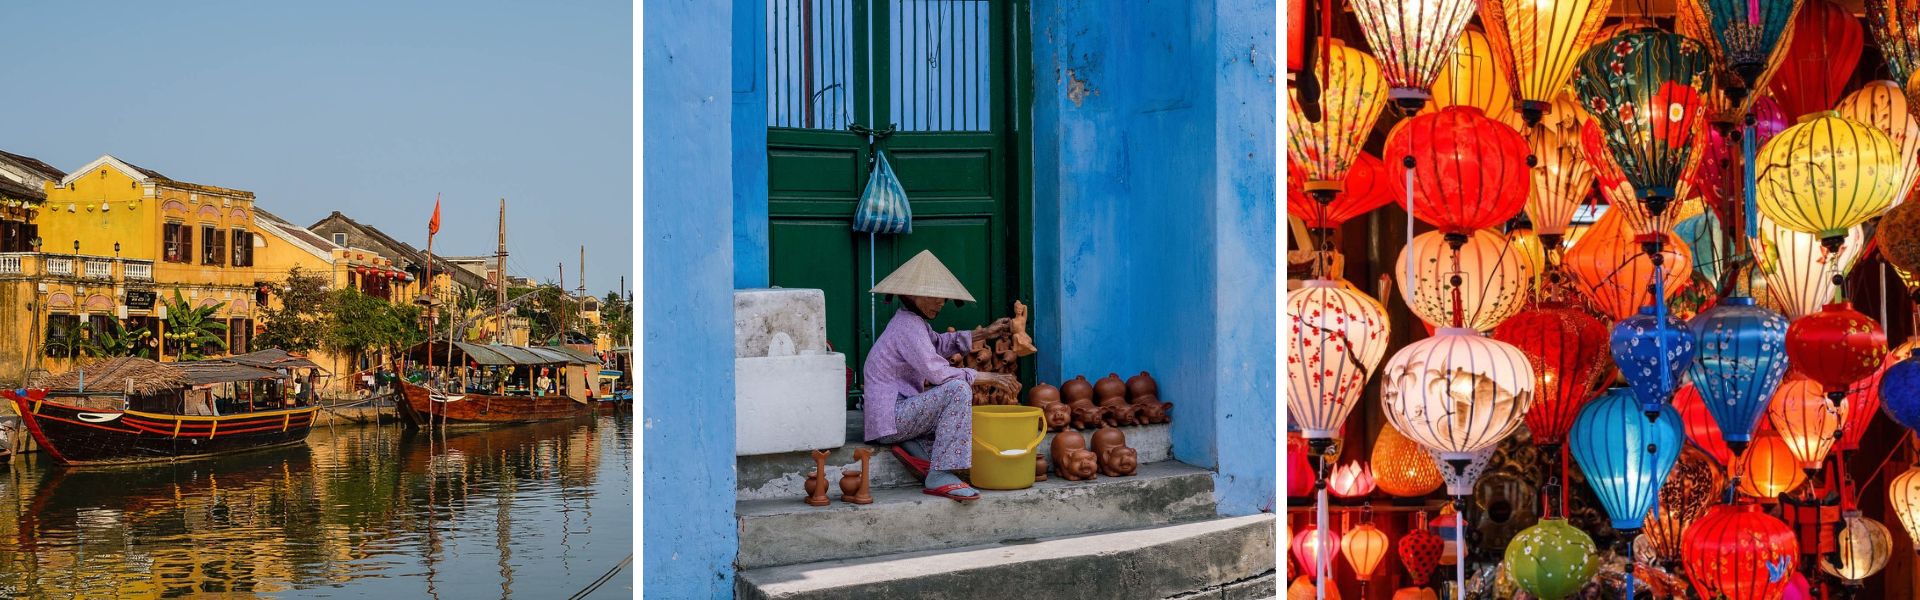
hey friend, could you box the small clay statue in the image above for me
[1125,371,1159,401]
[1061,375,1094,405]
[1099,445,1139,477]
[1035,453,1049,481]
[804,449,832,506]
[1094,373,1127,402]
[1028,382,1061,406]
[1137,400,1168,424]
[840,447,874,505]
[1041,401,1071,431]
[1009,301,1038,356]
[1069,400,1105,430]
[1050,430,1099,482]
[1099,397,1139,427]
[1090,426,1126,454]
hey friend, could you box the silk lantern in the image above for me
[1611,306,1696,416]
[1834,81,1920,204]
[1754,214,1867,319]
[1687,0,1797,96]
[1562,209,1693,320]
[1683,503,1800,600]
[1644,446,1723,567]
[1867,0,1920,87]
[1383,106,1531,235]
[1328,460,1377,498]
[1289,40,1388,196]
[1675,384,1736,466]
[1492,303,1612,448]
[1882,201,1920,284]
[1343,520,1392,583]
[1287,576,1342,600]
[1423,28,1520,130]
[1395,229,1534,331]
[1289,153,1395,232]
[1400,518,1445,586]
[1688,295,1793,454]
[1675,211,1728,288]
[1478,0,1612,125]
[1503,518,1599,600]
[1292,523,1342,576]
[1837,338,1917,451]
[1883,356,1920,432]
[1572,28,1715,220]
[1507,226,1548,292]
[1287,280,1392,454]
[1887,466,1920,550]
[1348,0,1478,111]
[1373,421,1445,497]
[1786,303,1889,404]
[1569,387,1683,531]
[1582,119,1680,238]
[1379,328,1536,464]
[1527,94,1597,244]
[1755,112,1904,251]
[1738,432,1809,499]
[1428,445,1496,497]
[1768,0,1864,119]
[1287,433,1315,497]
[1765,375,1848,471]
[1821,511,1893,584]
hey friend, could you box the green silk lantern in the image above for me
[1504,518,1599,600]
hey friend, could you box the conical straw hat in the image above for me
[872,250,974,302]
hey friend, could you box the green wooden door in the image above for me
[766,0,1025,406]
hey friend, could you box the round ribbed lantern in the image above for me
[1477,0,1613,124]
[1821,511,1893,584]
[1348,0,1479,111]
[1644,446,1722,568]
[1569,387,1683,532]
[1288,40,1389,197]
[1503,518,1599,600]
[1492,303,1612,448]
[1738,432,1809,499]
[1562,210,1693,320]
[1571,28,1715,222]
[1755,111,1904,252]
[1834,81,1920,204]
[1686,0,1797,97]
[1286,280,1391,452]
[1688,295,1793,455]
[1765,375,1848,472]
[1753,215,1866,319]
[1526,95,1596,245]
[1786,303,1889,405]
[1683,503,1800,600]
[1372,422,1445,497]
[1288,152,1395,233]
[1379,328,1536,463]
[1674,384,1735,466]
[1395,229,1534,331]
[1887,466,1920,551]
[1768,0,1864,119]
[1383,106,1531,235]
[1423,28,1519,130]
[1611,306,1695,416]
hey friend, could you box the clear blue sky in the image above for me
[0,1,632,295]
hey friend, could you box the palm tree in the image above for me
[163,290,228,360]
[81,318,153,358]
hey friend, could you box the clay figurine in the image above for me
[1069,400,1105,430]
[1137,400,1168,424]
[1040,400,1071,431]
[1126,371,1159,401]
[1009,301,1038,356]
[1050,431,1099,482]
[1099,397,1139,427]
[1035,453,1049,481]
[1090,426,1126,454]
[804,449,832,506]
[1099,445,1139,477]
[1061,375,1094,405]
[1028,382,1061,406]
[840,447,874,505]
[1094,373,1127,402]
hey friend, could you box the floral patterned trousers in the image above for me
[872,379,973,471]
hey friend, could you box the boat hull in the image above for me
[397,382,594,427]
[4,391,316,466]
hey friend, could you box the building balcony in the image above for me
[0,253,160,282]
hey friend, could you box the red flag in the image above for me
[428,194,442,235]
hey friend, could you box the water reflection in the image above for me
[0,415,632,599]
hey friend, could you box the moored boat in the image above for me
[396,342,598,427]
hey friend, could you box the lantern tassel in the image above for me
[1455,495,1467,600]
[1317,483,1329,600]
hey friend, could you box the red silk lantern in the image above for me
[1841,338,1919,450]
[1287,433,1315,497]
[1491,302,1612,447]
[1786,303,1890,404]
[1288,152,1394,230]
[1561,208,1693,320]
[1286,0,1304,73]
[1682,503,1799,600]
[1675,384,1734,467]
[1399,521,1444,586]
[1383,105,1530,235]
[1767,0,1864,119]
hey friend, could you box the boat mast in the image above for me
[495,199,508,345]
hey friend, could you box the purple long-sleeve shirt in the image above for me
[862,308,975,440]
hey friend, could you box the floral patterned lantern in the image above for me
[1821,511,1893,584]
[1644,446,1722,567]
[1688,295,1792,456]
[1289,40,1388,197]
[1786,302,1888,405]
[1768,0,1863,119]
[1348,0,1478,111]
[1754,214,1866,319]
[1287,280,1390,460]
[1379,328,1536,464]
[1765,375,1848,471]
[1395,229,1534,331]
[1867,0,1920,87]
[1686,0,1797,98]
[1882,201,1920,286]
[1682,503,1799,600]
[1372,421,1445,497]
[1834,81,1920,205]
[1571,28,1715,224]
[1755,111,1903,252]
[1563,209,1693,320]
[1611,306,1695,416]
[1526,94,1597,245]
[1569,387,1683,532]
[1503,518,1599,600]
[1492,303,1612,448]
[1383,106,1531,235]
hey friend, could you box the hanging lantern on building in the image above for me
[1834,81,1920,205]
[1292,523,1342,577]
[1328,460,1378,498]
[1286,280,1392,458]
[1348,0,1478,111]
[1755,112,1904,252]
[1754,215,1867,319]
[1379,328,1536,464]
[1769,0,1863,119]
[1492,303,1611,449]
[1288,153,1396,234]
[1571,28,1715,223]
[1883,356,1920,432]
[1868,0,1920,88]
[1683,503,1799,600]
[1611,306,1695,416]
[1738,432,1809,499]
[1686,0,1797,99]
[1644,445,1723,567]
[1399,516,1445,586]
[1502,518,1598,600]
[1888,465,1920,549]
[1821,511,1893,584]
[1423,28,1520,130]
[1373,422,1445,497]
[1289,40,1389,198]
[1343,515,1393,584]
[1688,295,1792,457]
[1786,303,1889,404]
[1766,375,1848,472]
[1675,384,1736,466]
[1395,229,1534,331]
[1383,106,1531,235]
[1527,94,1596,246]
[1562,209,1693,320]
[1569,387,1683,532]
[1478,0,1612,125]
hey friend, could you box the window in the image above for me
[163,223,192,263]
[44,314,79,357]
[231,230,254,267]
[228,318,251,354]
[332,233,347,246]
[202,225,225,266]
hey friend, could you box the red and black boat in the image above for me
[396,342,599,427]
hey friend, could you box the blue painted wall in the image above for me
[643,0,739,596]
[732,0,770,289]
[1030,0,1276,515]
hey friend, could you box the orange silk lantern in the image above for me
[1737,432,1809,499]
[1288,152,1396,232]
[1289,40,1388,196]
[1395,228,1534,331]
[1527,95,1596,244]
[1373,422,1445,497]
[1765,375,1848,471]
[1562,209,1693,320]
[1343,520,1392,582]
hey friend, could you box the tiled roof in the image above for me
[313,211,489,289]
[0,149,65,180]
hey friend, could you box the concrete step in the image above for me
[736,410,1172,501]
[736,459,1215,569]
[736,514,1276,600]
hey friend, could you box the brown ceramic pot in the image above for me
[1061,375,1095,405]
[1126,371,1159,401]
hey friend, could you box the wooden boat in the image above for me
[395,342,598,427]
[4,357,320,466]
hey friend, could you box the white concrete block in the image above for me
[737,353,848,456]
[735,288,828,358]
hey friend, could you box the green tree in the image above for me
[255,266,332,353]
[162,290,228,360]
[81,318,153,358]
[324,288,424,361]
[600,291,632,346]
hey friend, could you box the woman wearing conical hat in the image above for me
[864,250,1018,502]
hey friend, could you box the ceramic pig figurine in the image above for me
[1028,382,1061,406]
[1137,400,1168,424]
[1050,430,1099,482]
[1061,376,1095,405]
[1069,400,1105,430]
[1099,445,1138,477]
[1090,426,1126,454]
[1099,398,1139,427]
[1041,401,1071,432]
[1094,373,1127,402]
[1125,371,1158,401]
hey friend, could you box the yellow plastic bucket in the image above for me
[970,405,1048,490]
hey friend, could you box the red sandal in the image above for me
[922,482,981,503]
[890,445,931,480]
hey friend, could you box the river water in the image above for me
[0,412,633,599]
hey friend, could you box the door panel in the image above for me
[768,218,863,368]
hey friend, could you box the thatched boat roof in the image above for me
[219,348,328,372]
[33,357,189,395]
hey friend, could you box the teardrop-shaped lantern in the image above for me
[1768,0,1864,120]
[1374,422,1446,497]
[1395,229,1534,331]
[1675,211,1728,287]
[1384,106,1531,235]
[1423,28,1520,130]
[1289,152,1395,232]
[1688,295,1793,455]
[1572,28,1715,220]
[1881,201,1920,281]
[1503,518,1599,600]
[1581,119,1680,238]
[1834,81,1920,205]
[1289,40,1389,196]
[1611,306,1696,416]
[1287,280,1392,448]
[1563,209,1694,320]
[1836,338,1917,450]
[1477,0,1612,125]
[1687,0,1798,96]
[1342,522,1393,582]
[1682,503,1800,600]
[1348,0,1479,111]
[1527,95,1597,245]
[1882,356,1920,432]
[1292,523,1342,576]
[1399,521,1445,586]
[1644,446,1723,567]
[1569,387,1684,531]
[1888,465,1920,550]
[1821,511,1893,584]
[1786,302,1889,404]
[1738,432,1809,499]
[1675,384,1735,466]
[1867,0,1920,88]
[1753,214,1867,319]
[1755,111,1904,250]
[1380,328,1537,462]
[1765,375,1848,471]
[1492,303,1612,448]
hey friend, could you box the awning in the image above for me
[409,342,595,366]
[219,348,329,373]
[174,361,291,385]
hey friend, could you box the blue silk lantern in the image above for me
[1882,357,1920,432]
[1612,305,1696,417]
[1570,387,1685,531]
[1675,211,1727,287]
[1689,0,1797,96]
[1688,296,1792,455]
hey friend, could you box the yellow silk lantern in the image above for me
[1288,576,1345,600]
[1373,421,1445,497]
[1821,511,1893,583]
[1526,94,1596,243]
[1889,466,1920,551]
[1477,0,1612,124]
[1424,29,1521,130]
[1507,226,1548,291]
[1396,229,1535,331]
[1562,209,1693,320]
[1754,214,1866,319]
[1289,40,1389,196]
[1736,432,1808,499]
[1349,0,1478,111]
[1765,375,1848,470]
[1755,111,1904,249]
[1343,522,1393,581]
[1835,81,1920,206]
